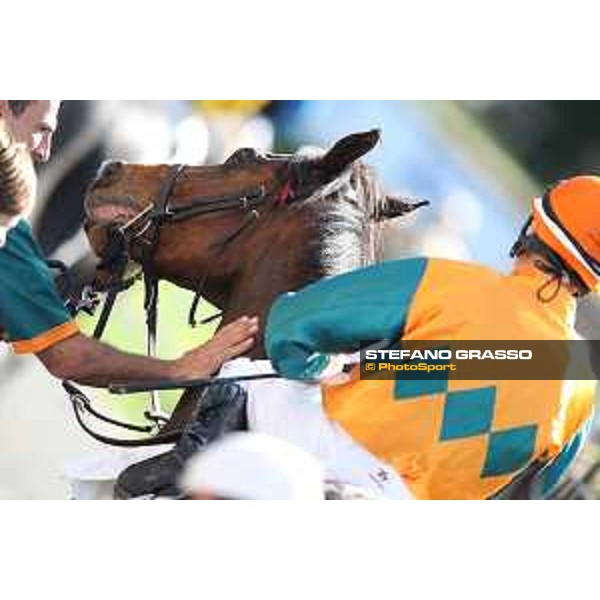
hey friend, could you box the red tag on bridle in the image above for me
[276,180,294,206]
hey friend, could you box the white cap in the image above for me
[179,432,324,500]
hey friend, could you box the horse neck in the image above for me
[218,207,375,359]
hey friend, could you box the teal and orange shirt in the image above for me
[0,219,78,354]
[266,257,596,499]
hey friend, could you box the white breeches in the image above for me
[219,359,413,499]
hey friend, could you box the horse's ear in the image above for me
[318,129,381,178]
[377,195,430,220]
[290,130,381,200]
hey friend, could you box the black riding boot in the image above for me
[114,382,248,499]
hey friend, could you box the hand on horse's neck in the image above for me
[221,279,304,360]
[219,229,332,360]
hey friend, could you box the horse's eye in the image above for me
[225,148,261,166]
[94,161,124,188]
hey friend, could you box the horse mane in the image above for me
[294,149,386,279]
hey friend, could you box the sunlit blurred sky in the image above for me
[284,100,523,270]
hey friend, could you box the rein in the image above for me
[64,163,286,447]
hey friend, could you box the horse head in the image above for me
[84,129,427,352]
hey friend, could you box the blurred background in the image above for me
[1,100,599,498]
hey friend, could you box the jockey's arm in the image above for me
[265,258,427,380]
[37,317,258,387]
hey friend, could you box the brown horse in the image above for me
[83,129,427,440]
[85,130,424,348]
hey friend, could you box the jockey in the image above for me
[258,175,598,499]
[115,176,597,500]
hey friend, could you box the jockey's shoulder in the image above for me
[402,255,504,288]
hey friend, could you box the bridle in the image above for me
[93,164,270,329]
[64,161,293,446]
